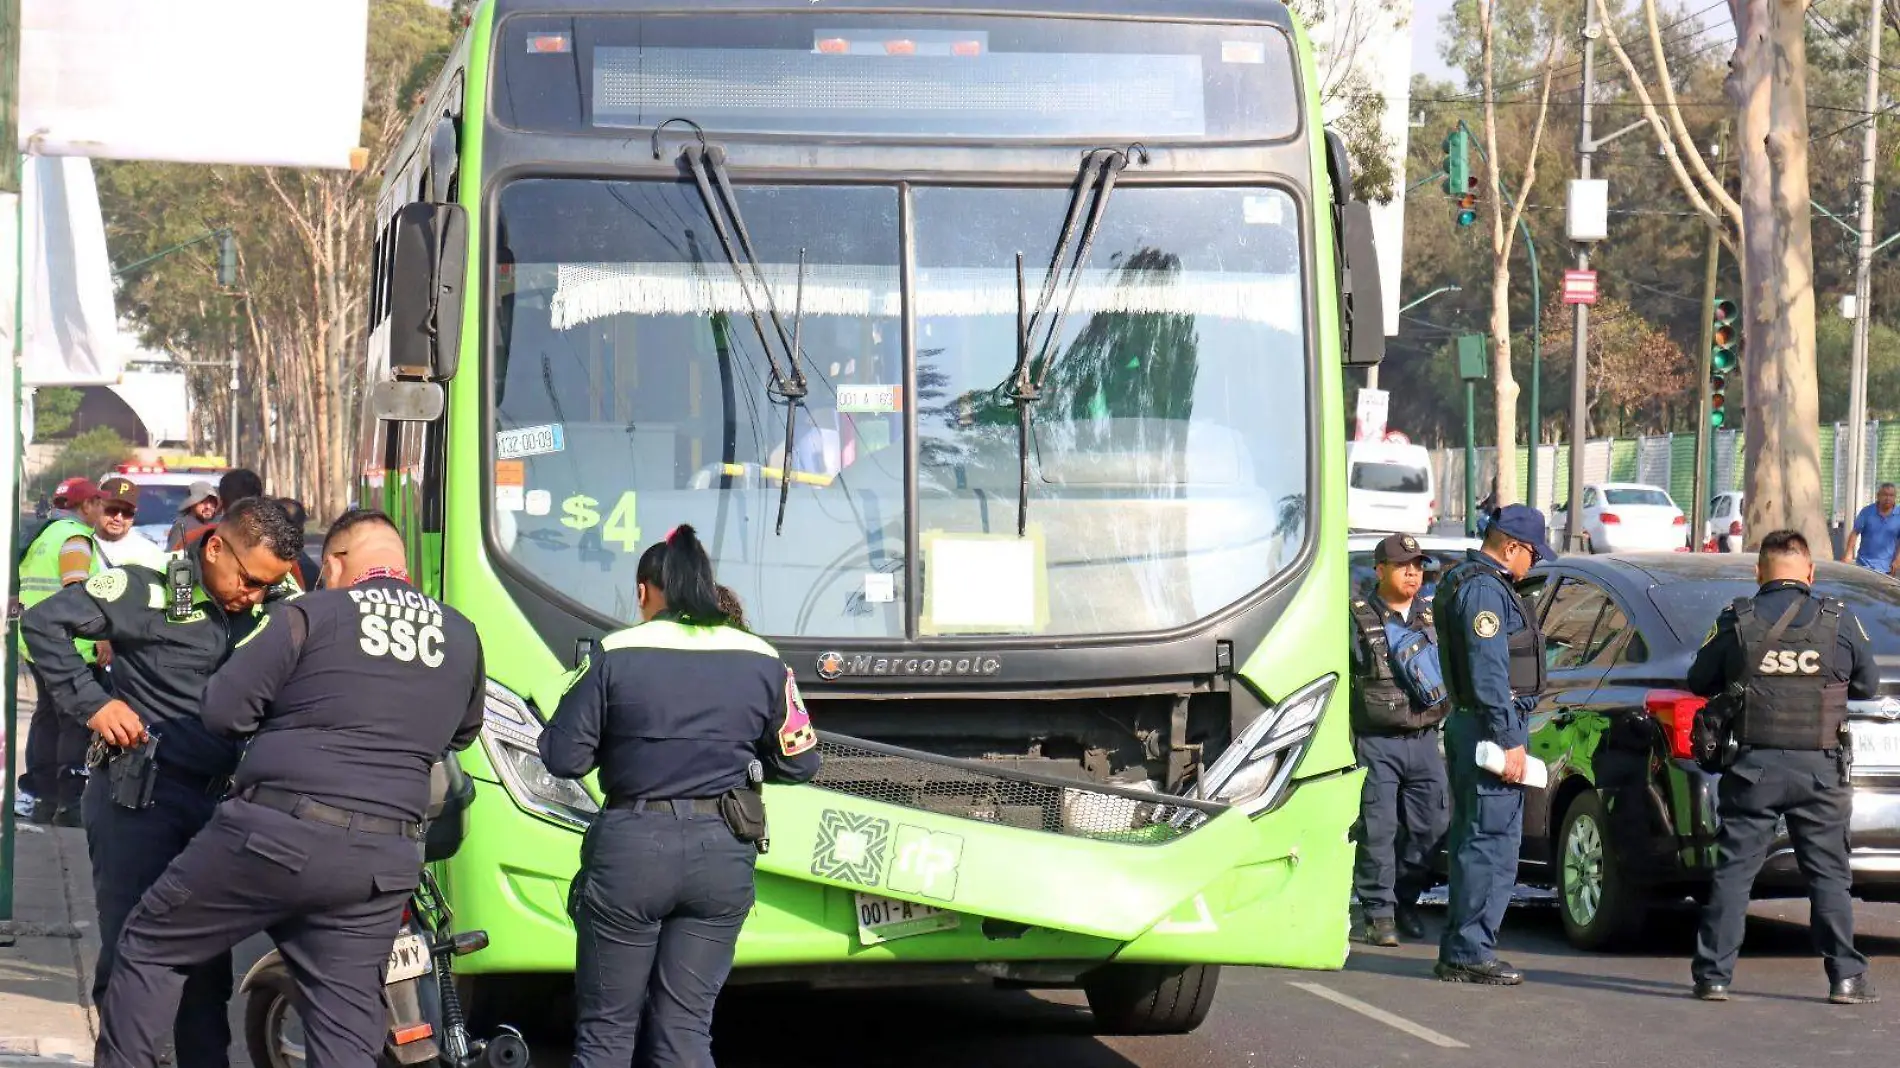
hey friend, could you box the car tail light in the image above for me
[392,1024,435,1045]
[1730,520,1743,536]
[1599,512,1621,524]
[1644,689,1705,761]
[1672,514,1686,525]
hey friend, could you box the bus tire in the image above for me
[1082,963,1220,1035]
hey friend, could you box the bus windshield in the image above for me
[490,181,1308,639]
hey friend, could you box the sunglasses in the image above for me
[103,505,136,519]
[227,550,273,592]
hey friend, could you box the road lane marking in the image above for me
[1287,981,1469,1049]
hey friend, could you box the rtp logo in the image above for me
[888,826,963,901]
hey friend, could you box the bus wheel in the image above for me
[1082,963,1220,1035]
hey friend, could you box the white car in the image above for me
[1553,482,1688,553]
[1346,533,1478,602]
[1705,492,1745,552]
[1346,441,1436,536]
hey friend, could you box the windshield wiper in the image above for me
[1003,144,1149,537]
[668,126,810,534]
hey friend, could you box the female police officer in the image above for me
[539,525,821,1068]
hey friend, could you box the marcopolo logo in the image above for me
[815,651,1002,681]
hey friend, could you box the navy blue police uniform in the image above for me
[22,546,299,1068]
[541,614,822,1068]
[94,569,487,1068]
[1349,534,1451,944]
[1432,505,1551,982]
[1686,577,1878,1001]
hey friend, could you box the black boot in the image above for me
[1434,959,1524,985]
[1395,904,1427,940]
[1830,975,1878,1005]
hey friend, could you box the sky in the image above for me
[1411,0,1461,85]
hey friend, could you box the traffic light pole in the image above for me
[1691,215,1721,549]
[1566,9,1599,551]
[1844,0,1884,529]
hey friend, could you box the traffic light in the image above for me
[1443,129,1480,227]
[216,231,237,287]
[1709,297,1737,427]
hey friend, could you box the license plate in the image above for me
[1851,720,1900,770]
[854,893,958,946]
[385,932,430,985]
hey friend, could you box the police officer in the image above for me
[541,525,821,1068]
[1349,533,1451,947]
[21,497,303,1067]
[1432,504,1552,985]
[94,508,488,1067]
[1687,529,1878,1004]
[17,477,107,825]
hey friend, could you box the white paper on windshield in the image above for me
[922,530,1047,635]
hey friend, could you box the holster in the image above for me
[1693,685,1743,774]
[104,736,161,810]
[718,759,770,854]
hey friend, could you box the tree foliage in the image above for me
[32,387,83,440]
[32,428,133,499]
[96,0,454,521]
[1293,0,1405,202]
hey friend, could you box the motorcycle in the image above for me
[241,760,529,1068]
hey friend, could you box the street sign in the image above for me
[1562,269,1598,305]
[1355,388,1389,442]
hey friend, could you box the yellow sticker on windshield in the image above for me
[559,491,641,552]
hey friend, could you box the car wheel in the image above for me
[1083,963,1220,1035]
[1557,789,1647,951]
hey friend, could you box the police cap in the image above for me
[1491,504,1557,561]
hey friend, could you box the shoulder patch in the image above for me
[1472,610,1501,639]
[778,668,817,757]
[85,569,129,603]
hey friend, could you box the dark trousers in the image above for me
[1353,730,1449,918]
[569,806,757,1068]
[23,662,94,809]
[84,770,230,1068]
[96,798,419,1068]
[1438,712,1523,966]
[1692,748,1866,985]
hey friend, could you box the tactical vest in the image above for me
[1349,597,1449,734]
[1733,595,1848,750]
[17,517,98,663]
[1437,560,1546,703]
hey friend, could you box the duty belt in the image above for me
[156,762,232,799]
[243,785,422,838]
[607,797,723,816]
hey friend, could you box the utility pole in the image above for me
[1844,0,1884,526]
[1566,3,1598,550]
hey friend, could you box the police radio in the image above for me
[166,558,196,622]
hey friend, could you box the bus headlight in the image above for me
[1193,674,1337,817]
[479,679,598,830]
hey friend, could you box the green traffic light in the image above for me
[1710,409,1726,428]
[1457,209,1478,226]
[1712,348,1736,372]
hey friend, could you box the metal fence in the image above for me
[1428,422,1897,525]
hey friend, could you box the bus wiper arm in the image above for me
[1004,144,1148,537]
[676,138,810,534]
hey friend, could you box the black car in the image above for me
[1503,553,1900,950]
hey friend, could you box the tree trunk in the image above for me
[1478,0,1520,505]
[1730,0,1827,551]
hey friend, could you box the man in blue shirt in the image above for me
[1844,482,1900,575]
[1432,505,1552,986]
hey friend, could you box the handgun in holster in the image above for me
[1839,721,1855,785]
[718,759,770,854]
[102,735,161,810]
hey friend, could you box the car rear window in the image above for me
[1650,573,1900,652]
[1604,487,1674,507]
[1350,462,1428,493]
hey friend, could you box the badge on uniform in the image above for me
[778,668,817,757]
[1473,610,1501,638]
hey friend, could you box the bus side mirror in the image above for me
[388,201,469,383]
[1339,201,1386,368]
[370,380,445,423]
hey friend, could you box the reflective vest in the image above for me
[1734,595,1848,751]
[17,517,99,663]
[1349,594,1449,734]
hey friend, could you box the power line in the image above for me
[1425,0,1728,104]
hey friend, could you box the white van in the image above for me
[1347,441,1435,535]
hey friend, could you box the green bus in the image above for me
[359,0,1386,1034]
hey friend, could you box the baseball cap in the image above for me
[53,478,99,507]
[97,476,140,512]
[180,481,217,513]
[1373,533,1426,565]
[1491,504,1557,562]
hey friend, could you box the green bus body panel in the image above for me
[415,0,1358,977]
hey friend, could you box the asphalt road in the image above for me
[226,895,1900,1068]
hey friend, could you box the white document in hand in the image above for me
[1474,741,1549,789]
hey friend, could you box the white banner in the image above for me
[21,0,371,169]
[22,155,122,386]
